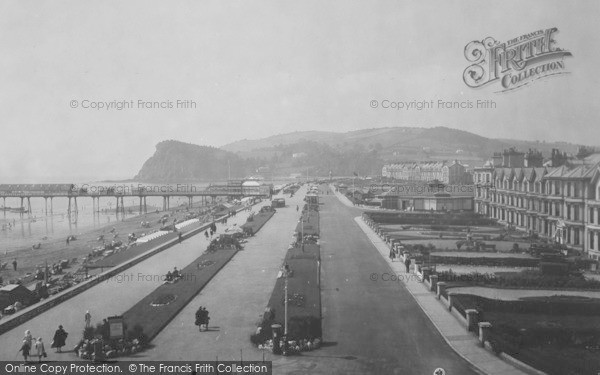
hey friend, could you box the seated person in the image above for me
[165,271,173,282]
[172,267,181,279]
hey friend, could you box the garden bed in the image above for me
[366,211,499,226]
[251,207,321,354]
[121,247,238,341]
[472,302,600,375]
[430,255,539,267]
[241,209,275,235]
[440,269,600,290]
[251,243,321,352]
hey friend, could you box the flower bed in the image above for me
[150,293,177,307]
[366,212,499,226]
[430,255,539,267]
[240,209,275,235]
[480,308,600,375]
[452,293,600,316]
[439,269,600,289]
[121,247,239,342]
[251,207,321,354]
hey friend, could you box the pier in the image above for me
[0,182,272,217]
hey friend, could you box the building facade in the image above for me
[382,160,470,184]
[474,161,600,260]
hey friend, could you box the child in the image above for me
[34,337,46,362]
[19,340,30,361]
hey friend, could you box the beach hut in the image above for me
[0,284,38,312]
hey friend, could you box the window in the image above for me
[590,208,595,224]
[574,206,579,221]
[591,232,595,250]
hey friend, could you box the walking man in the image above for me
[84,310,91,329]
[404,257,411,273]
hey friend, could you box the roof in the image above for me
[242,181,260,187]
[0,284,26,292]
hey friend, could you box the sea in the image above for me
[0,181,211,254]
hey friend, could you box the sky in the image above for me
[0,0,598,182]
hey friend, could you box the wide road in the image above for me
[0,210,252,360]
[273,187,478,375]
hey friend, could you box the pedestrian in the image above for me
[66,237,70,245]
[201,307,210,331]
[204,230,209,239]
[52,325,68,353]
[23,330,33,348]
[178,232,183,243]
[194,306,203,332]
[34,337,46,362]
[18,340,30,362]
[404,257,411,273]
[389,248,395,262]
[84,310,91,328]
[12,258,17,271]
[296,205,299,212]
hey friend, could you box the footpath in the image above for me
[354,216,531,375]
[140,188,309,361]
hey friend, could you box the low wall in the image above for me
[0,206,250,336]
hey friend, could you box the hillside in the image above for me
[134,127,592,182]
[222,126,585,164]
[134,140,259,182]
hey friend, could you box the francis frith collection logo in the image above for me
[463,27,572,92]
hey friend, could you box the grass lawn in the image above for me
[241,210,275,235]
[485,310,600,375]
[296,210,319,236]
[264,243,321,336]
[122,248,238,341]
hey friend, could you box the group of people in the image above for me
[194,306,210,331]
[18,326,68,362]
[204,222,218,239]
[165,267,183,283]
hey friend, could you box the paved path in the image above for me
[274,188,480,375]
[0,210,253,360]
[137,188,308,361]
[355,217,529,375]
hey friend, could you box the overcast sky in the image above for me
[0,0,598,182]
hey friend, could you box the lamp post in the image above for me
[284,273,288,336]
[283,271,289,356]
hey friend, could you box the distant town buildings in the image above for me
[382,160,472,184]
[474,149,600,260]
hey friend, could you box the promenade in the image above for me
[0,209,253,360]
[139,187,308,361]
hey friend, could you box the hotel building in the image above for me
[474,153,600,260]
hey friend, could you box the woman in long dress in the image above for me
[52,325,68,353]
[34,337,45,362]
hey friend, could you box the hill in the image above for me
[134,127,592,182]
[222,126,585,164]
[134,140,260,182]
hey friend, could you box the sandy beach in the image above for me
[0,202,221,285]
